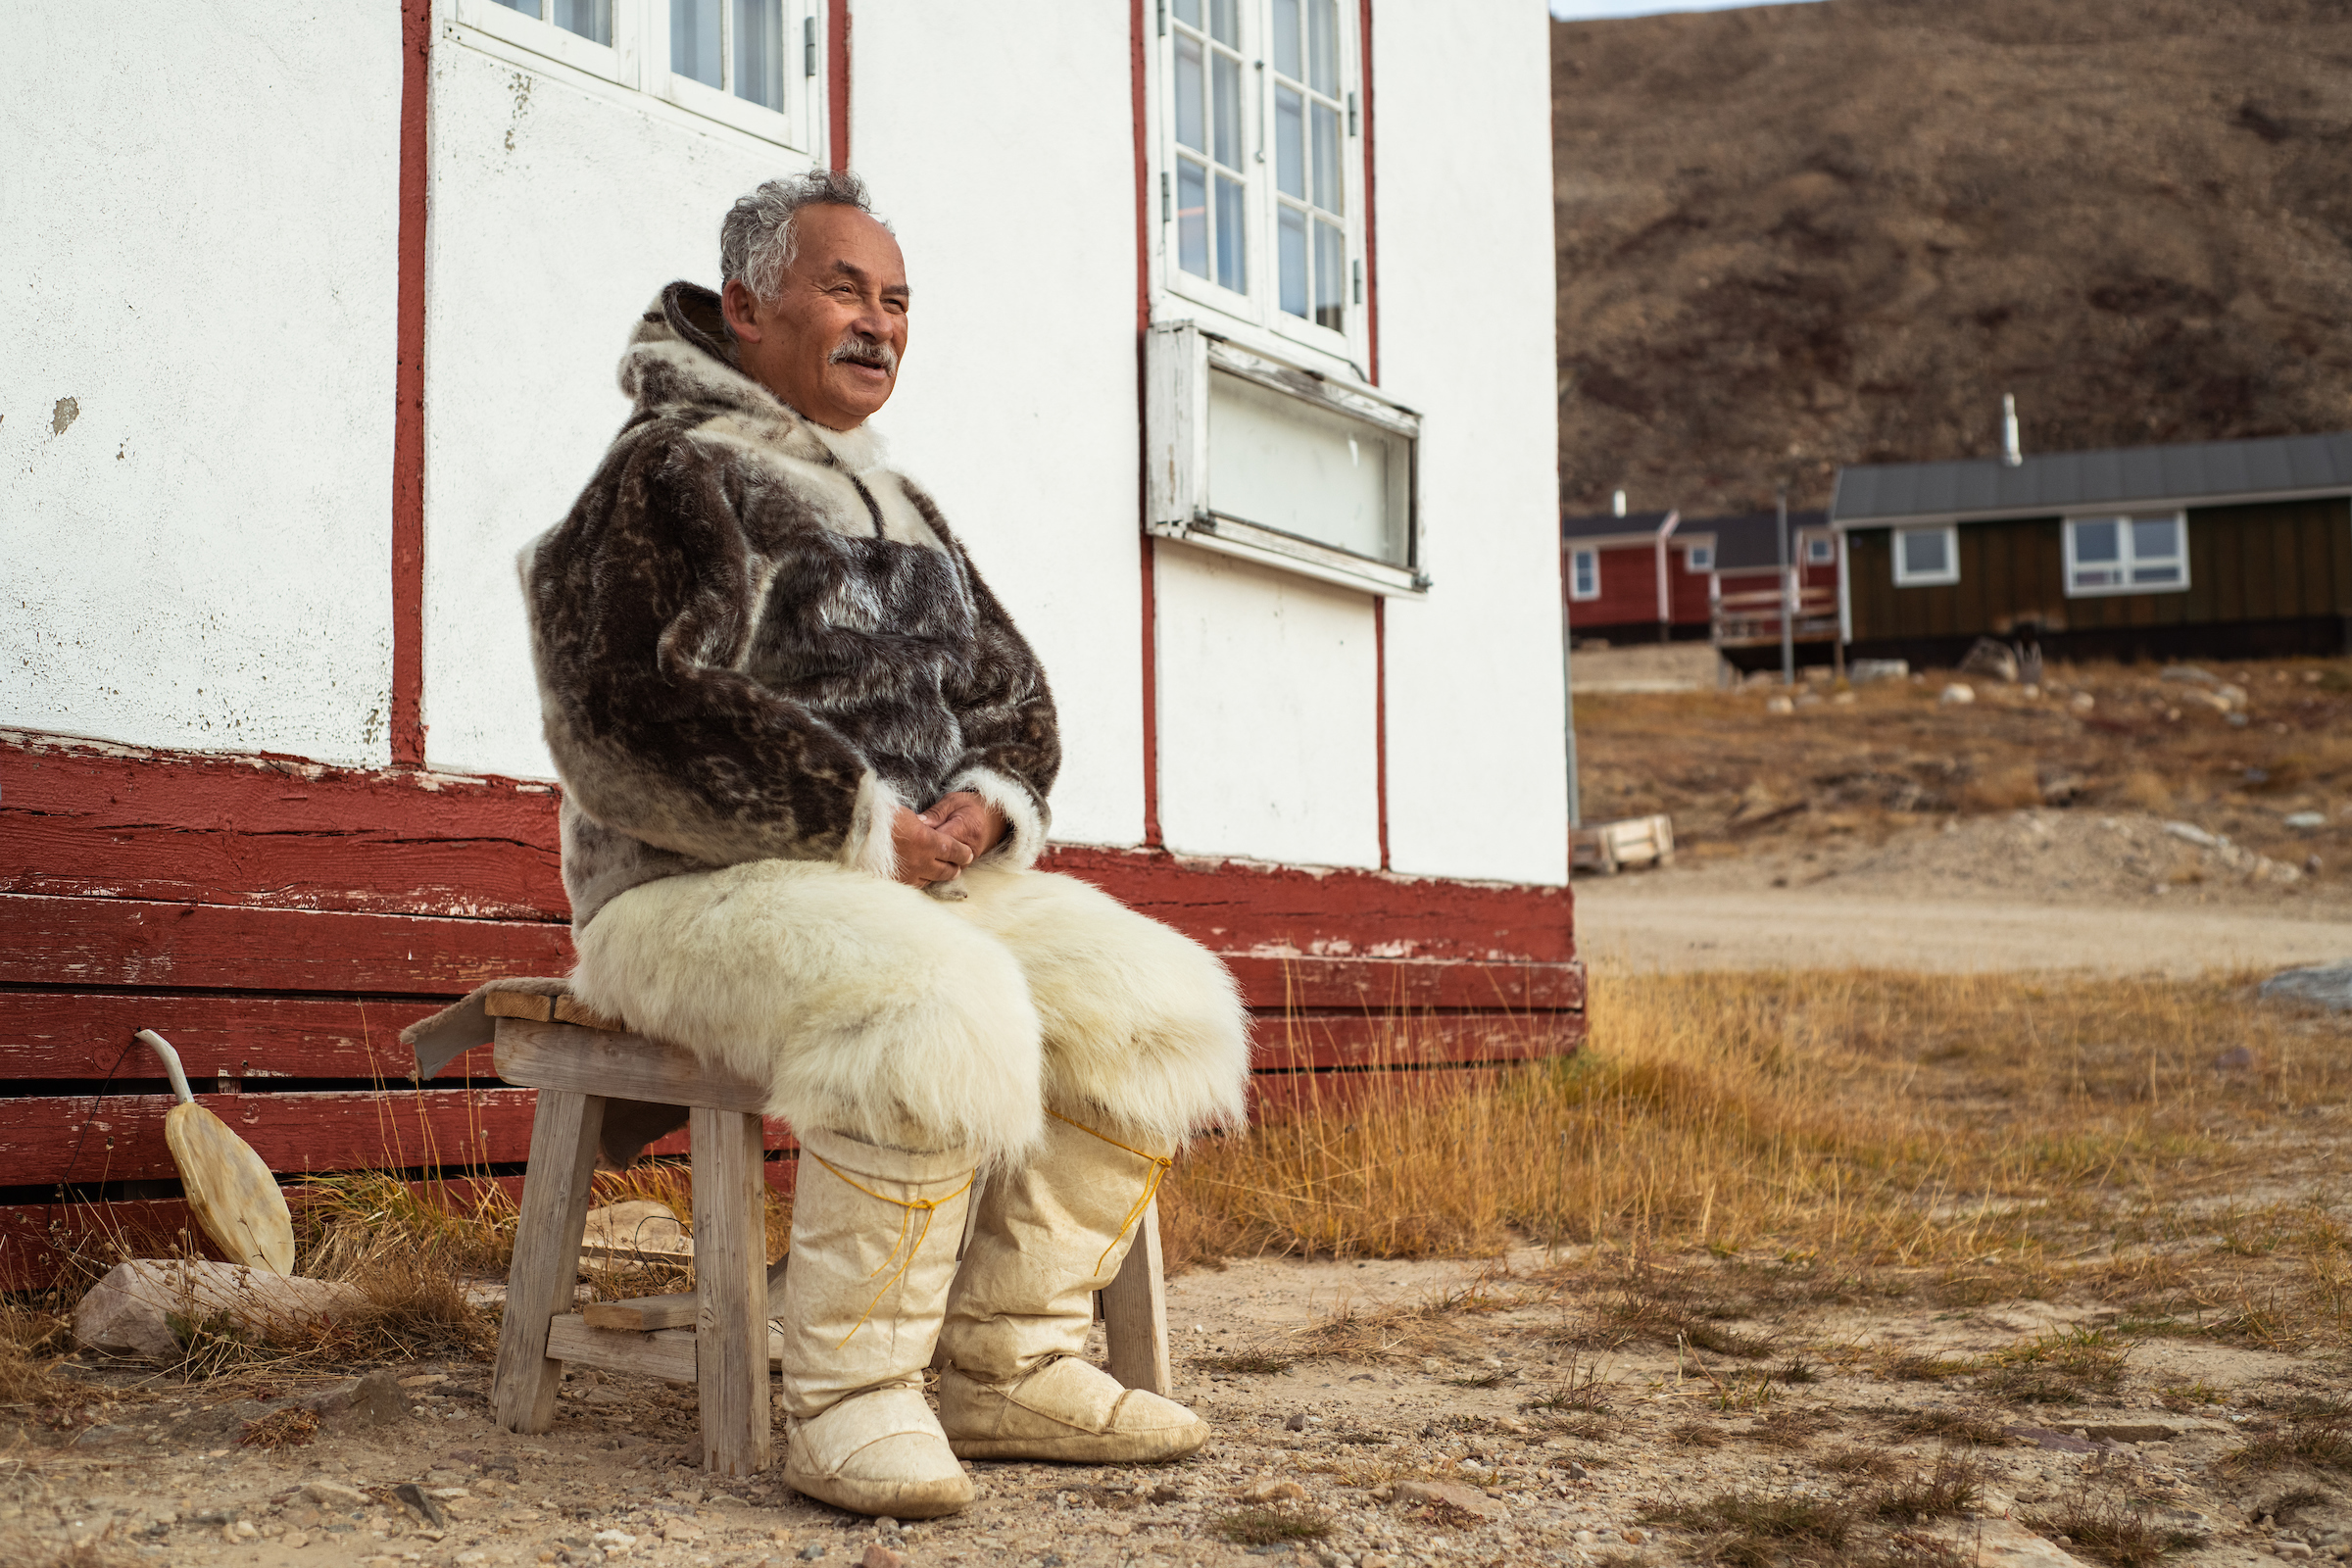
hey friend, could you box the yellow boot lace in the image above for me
[804,1152,976,1349]
[1046,1108,1175,1276]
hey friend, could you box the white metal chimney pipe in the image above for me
[1612,488,1628,517]
[2002,394,2023,467]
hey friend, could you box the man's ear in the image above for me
[719,278,763,343]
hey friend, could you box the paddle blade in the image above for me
[163,1102,296,1276]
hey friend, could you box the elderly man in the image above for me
[520,170,1248,1519]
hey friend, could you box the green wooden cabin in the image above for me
[1830,431,2352,667]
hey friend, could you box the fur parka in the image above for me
[523,282,1059,930]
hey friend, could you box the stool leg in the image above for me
[1101,1198,1172,1396]
[692,1105,770,1475]
[493,1089,607,1434]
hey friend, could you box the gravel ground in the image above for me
[7,1247,2346,1568]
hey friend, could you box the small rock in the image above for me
[1284,1412,1307,1432]
[2284,812,2326,831]
[283,1530,311,1548]
[2161,820,2219,848]
[1765,694,1795,714]
[2260,963,2352,1012]
[1101,1519,1133,1537]
[304,1480,368,1510]
[73,1259,362,1359]
[583,1387,630,1407]
[797,1545,827,1561]
[1567,1460,1589,1480]
[1392,1480,1504,1520]
[393,1483,449,1529]
[1242,1480,1307,1503]
[1938,683,1975,706]
[1623,1528,1647,1544]
[2069,691,2095,712]
[859,1546,905,1568]
[2160,664,2217,686]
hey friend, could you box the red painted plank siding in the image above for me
[1565,541,1667,631]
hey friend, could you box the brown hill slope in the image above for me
[1551,0,2352,515]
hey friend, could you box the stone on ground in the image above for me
[72,1258,362,1358]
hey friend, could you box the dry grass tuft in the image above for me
[1890,1408,2011,1446]
[0,1303,75,1406]
[238,1405,318,1450]
[1211,1505,1333,1544]
[2222,1411,2352,1475]
[1869,1455,1982,1523]
[2021,1490,2205,1568]
[1977,1325,2129,1406]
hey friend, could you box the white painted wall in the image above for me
[1153,548,1383,868]
[1373,0,1568,885]
[419,15,816,781]
[0,4,402,765]
[847,4,1147,849]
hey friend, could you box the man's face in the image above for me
[720,204,908,430]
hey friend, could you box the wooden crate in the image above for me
[1571,813,1676,875]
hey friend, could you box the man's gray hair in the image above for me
[720,170,886,303]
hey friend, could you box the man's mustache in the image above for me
[829,336,898,373]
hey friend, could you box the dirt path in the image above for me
[1574,878,2352,974]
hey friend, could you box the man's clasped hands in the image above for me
[890,792,1007,889]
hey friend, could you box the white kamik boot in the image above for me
[935,1110,1209,1463]
[775,1127,978,1518]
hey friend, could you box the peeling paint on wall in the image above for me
[49,397,77,435]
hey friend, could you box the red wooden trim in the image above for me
[0,992,472,1083]
[1357,0,1378,384]
[1220,953,1582,1011]
[1131,0,1163,850]
[3,734,1575,960]
[391,0,430,767]
[0,895,573,996]
[1250,1010,1580,1072]
[827,1,852,171]
[1373,595,1390,870]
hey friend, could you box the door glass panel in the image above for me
[1308,0,1339,93]
[2073,518,2120,563]
[1177,159,1210,280]
[1174,34,1205,152]
[1312,102,1342,210]
[1275,86,1304,197]
[734,0,784,107]
[1278,206,1307,317]
[492,0,542,16]
[1173,0,1200,24]
[672,0,723,87]
[1215,174,1249,292]
[1212,52,1244,167]
[1272,0,1300,78]
[549,0,610,42]
[1313,219,1345,330]
[1209,0,1239,46]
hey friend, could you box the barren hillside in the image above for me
[1551,0,2352,515]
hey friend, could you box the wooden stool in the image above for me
[483,988,1172,1477]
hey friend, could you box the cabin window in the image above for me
[1571,549,1600,602]
[1685,544,1713,571]
[458,0,821,151]
[1891,525,1959,587]
[1158,0,1367,363]
[2065,512,2189,596]
[1805,535,1834,564]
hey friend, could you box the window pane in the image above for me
[2132,564,2183,585]
[549,0,610,42]
[2073,518,2120,563]
[1311,102,1342,212]
[1275,85,1304,197]
[492,0,543,17]
[1308,0,1339,94]
[1174,33,1205,152]
[734,0,784,107]
[1901,529,1947,575]
[1278,205,1307,317]
[673,0,722,87]
[1313,219,1344,330]
[1272,0,1301,79]
[1209,0,1239,46]
[1208,370,1399,563]
[1177,159,1209,279]
[2132,516,2180,561]
[1215,174,1249,292]
[1172,0,1200,24]
[1212,51,1243,168]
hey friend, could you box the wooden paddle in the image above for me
[137,1030,295,1275]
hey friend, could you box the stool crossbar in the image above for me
[482,987,1171,1477]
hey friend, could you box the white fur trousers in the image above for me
[568,860,1250,1163]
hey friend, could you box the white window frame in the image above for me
[1570,548,1600,602]
[1684,543,1713,571]
[1891,524,1960,587]
[2063,511,2191,598]
[1152,0,1370,373]
[1805,533,1835,564]
[455,0,823,154]
[1146,320,1424,598]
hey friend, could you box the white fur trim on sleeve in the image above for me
[946,766,1051,872]
[840,772,907,882]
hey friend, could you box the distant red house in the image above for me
[1561,506,1716,643]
